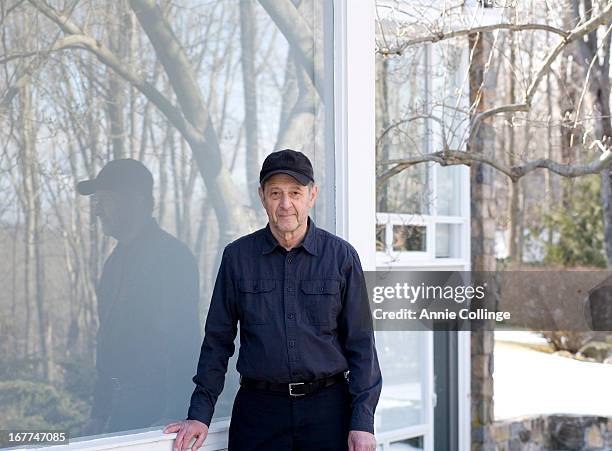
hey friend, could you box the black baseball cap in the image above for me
[259,149,314,186]
[77,159,154,196]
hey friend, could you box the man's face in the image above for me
[258,173,317,235]
[92,190,129,238]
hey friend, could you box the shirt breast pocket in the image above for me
[238,279,276,325]
[301,279,341,326]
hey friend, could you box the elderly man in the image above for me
[165,149,382,451]
[77,159,201,434]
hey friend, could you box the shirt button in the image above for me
[287,313,295,320]
[288,257,293,264]
[288,340,295,348]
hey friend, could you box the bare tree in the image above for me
[377,2,612,182]
[376,0,612,263]
[240,0,261,211]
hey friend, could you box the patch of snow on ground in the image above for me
[494,332,612,420]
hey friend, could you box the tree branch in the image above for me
[378,23,570,55]
[378,147,612,185]
[25,0,204,146]
[468,2,612,138]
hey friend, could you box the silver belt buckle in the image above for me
[289,382,305,397]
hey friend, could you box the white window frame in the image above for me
[337,3,472,451]
[334,0,376,269]
[375,41,471,270]
[335,1,435,450]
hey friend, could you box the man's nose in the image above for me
[280,193,292,209]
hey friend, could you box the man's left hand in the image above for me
[348,430,376,451]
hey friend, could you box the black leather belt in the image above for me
[240,372,347,397]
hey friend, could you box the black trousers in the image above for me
[228,381,351,451]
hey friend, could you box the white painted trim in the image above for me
[18,421,230,451]
[458,39,473,274]
[334,0,377,271]
[375,256,469,270]
[457,331,472,451]
[334,0,349,242]
[457,37,472,451]
[376,213,467,225]
[376,424,429,449]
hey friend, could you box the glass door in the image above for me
[374,330,435,450]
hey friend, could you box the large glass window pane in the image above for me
[376,48,430,215]
[435,224,462,258]
[430,40,468,152]
[375,332,427,433]
[436,165,462,216]
[0,0,334,440]
[381,165,431,215]
[393,225,427,252]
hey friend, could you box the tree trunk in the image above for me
[558,0,583,208]
[545,31,554,247]
[517,26,535,265]
[168,126,183,239]
[240,0,261,210]
[19,83,52,381]
[507,33,519,262]
[376,57,390,213]
[106,1,131,159]
[596,67,612,265]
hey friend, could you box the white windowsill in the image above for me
[19,420,230,451]
[376,253,469,270]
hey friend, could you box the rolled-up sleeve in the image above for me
[187,248,238,426]
[338,248,382,434]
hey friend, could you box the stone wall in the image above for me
[485,415,612,451]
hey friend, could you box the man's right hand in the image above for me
[163,419,208,451]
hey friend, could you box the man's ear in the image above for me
[258,185,265,206]
[309,184,318,205]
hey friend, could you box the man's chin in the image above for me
[275,220,299,233]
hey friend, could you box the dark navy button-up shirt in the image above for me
[187,218,382,433]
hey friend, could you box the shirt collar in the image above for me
[261,217,318,256]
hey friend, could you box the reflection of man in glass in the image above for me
[77,159,200,435]
[165,150,382,451]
